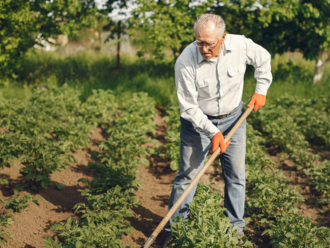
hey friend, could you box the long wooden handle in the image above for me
[141,105,254,248]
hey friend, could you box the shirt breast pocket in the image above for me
[227,64,245,91]
[197,77,211,97]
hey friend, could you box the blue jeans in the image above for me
[165,103,246,234]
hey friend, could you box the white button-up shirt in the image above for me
[175,34,272,138]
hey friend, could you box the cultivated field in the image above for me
[0,51,330,247]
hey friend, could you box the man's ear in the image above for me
[221,33,227,42]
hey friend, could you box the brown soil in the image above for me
[0,110,329,248]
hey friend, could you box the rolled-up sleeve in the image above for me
[175,60,220,138]
[245,37,272,95]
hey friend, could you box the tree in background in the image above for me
[129,0,214,60]
[0,0,108,79]
[212,0,330,84]
[0,0,47,79]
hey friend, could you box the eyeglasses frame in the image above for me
[195,38,220,50]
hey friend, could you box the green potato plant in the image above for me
[263,214,330,248]
[169,183,252,247]
[0,193,42,213]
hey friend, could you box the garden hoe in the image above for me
[141,104,254,248]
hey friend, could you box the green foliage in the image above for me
[245,123,275,171]
[246,170,304,221]
[0,214,14,227]
[306,160,330,204]
[0,85,122,191]
[263,214,330,248]
[0,193,42,213]
[78,89,118,126]
[0,0,40,78]
[213,0,330,60]
[271,94,329,147]
[161,101,181,171]
[74,185,139,214]
[78,160,142,195]
[170,183,252,247]
[49,187,137,248]
[18,139,70,192]
[47,91,158,248]
[50,217,131,248]
[100,92,157,162]
[130,0,214,59]
[0,86,82,137]
[250,95,327,170]
[0,178,9,185]
[0,0,108,79]
[43,236,62,248]
[81,92,157,194]
[0,229,14,245]
[250,94,330,205]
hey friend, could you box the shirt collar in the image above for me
[196,35,232,64]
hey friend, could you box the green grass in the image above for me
[1,49,329,109]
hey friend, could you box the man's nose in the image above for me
[202,45,209,53]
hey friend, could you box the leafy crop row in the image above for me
[250,104,319,170]
[0,86,118,192]
[271,94,329,148]
[250,95,330,206]
[0,86,130,245]
[44,92,158,247]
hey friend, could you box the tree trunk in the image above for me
[116,21,121,76]
[313,51,330,84]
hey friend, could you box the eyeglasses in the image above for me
[195,39,219,50]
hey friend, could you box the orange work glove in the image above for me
[247,93,266,112]
[212,132,231,155]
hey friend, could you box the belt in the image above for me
[206,113,231,119]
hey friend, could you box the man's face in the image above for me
[195,22,226,60]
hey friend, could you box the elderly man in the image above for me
[163,13,272,247]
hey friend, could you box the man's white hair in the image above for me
[194,14,226,38]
